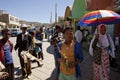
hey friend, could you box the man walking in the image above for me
[14,24,32,78]
[74,26,83,44]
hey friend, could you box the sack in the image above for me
[93,46,102,65]
[21,51,38,61]
[0,61,5,71]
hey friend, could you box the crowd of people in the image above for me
[0,24,44,80]
[0,23,120,80]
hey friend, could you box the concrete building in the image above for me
[0,10,20,29]
[0,10,6,29]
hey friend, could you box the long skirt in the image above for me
[93,49,110,80]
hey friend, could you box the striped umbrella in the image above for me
[78,10,120,26]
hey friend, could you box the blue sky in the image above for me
[0,0,74,23]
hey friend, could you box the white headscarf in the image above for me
[89,24,115,58]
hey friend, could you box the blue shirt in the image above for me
[50,29,54,35]
[36,33,43,41]
[4,43,13,64]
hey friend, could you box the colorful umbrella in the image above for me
[78,10,120,26]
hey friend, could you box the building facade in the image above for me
[0,12,20,28]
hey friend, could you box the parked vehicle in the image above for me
[27,27,36,33]
[11,28,21,37]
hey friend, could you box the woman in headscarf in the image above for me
[89,24,115,80]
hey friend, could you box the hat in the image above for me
[20,24,27,28]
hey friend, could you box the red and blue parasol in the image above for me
[78,10,120,26]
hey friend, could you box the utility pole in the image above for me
[55,3,57,23]
[50,12,52,24]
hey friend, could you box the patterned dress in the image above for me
[93,48,110,80]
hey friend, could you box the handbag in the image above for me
[0,61,5,71]
[93,46,102,65]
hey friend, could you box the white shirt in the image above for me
[22,32,28,40]
[75,30,83,43]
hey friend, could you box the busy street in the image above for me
[6,37,120,80]
[10,37,93,80]
[1,0,120,80]
[10,37,56,80]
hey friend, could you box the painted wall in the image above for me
[86,0,114,10]
[72,0,86,19]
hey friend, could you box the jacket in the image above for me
[56,42,84,78]
[15,33,32,54]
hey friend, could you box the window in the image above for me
[10,16,14,21]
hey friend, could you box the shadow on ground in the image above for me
[14,67,23,80]
[46,45,54,54]
[46,68,57,80]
